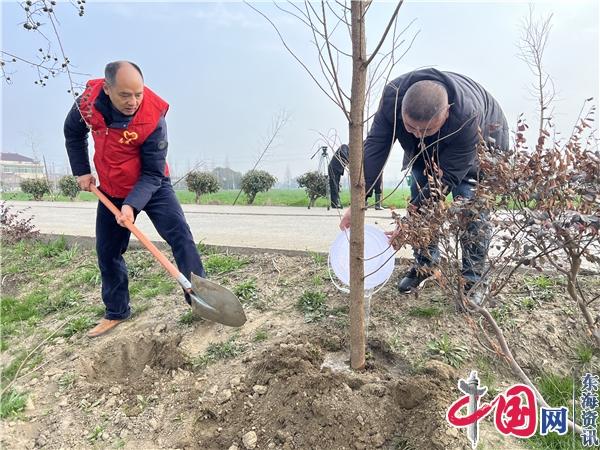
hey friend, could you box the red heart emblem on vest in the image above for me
[119,131,139,145]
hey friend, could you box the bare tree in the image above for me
[233,109,289,205]
[247,0,416,368]
[517,5,555,141]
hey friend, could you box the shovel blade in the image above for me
[189,273,247,327]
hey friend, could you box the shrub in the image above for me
[297,171,327,208]
[0,202,39,244]
[58,176,80,200]
[240,170,276,204]
[185,171,220,203]
[20,178,50,201]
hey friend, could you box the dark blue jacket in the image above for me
[64,90,169,211]
[329,144,350,174]
[364,68,508,194]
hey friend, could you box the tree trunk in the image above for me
[348,0,368,370]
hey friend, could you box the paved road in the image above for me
[5,201,410,256]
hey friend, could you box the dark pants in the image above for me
[329,168,343,207]
[96,182,205,320]
[409,168,490,283]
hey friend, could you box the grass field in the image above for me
[1,188,411,208]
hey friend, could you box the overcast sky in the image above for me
[2,0,598,185]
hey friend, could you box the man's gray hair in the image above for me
[104,61,144,85]
[401,80,448,122]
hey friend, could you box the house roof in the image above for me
[1,152,37,163]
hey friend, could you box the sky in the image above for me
[1,0,598,186]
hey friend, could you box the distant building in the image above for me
[1,152,45,191]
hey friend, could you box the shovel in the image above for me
[90,185,247,327]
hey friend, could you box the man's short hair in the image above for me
[401,80,448,122]
[104,61,144,86]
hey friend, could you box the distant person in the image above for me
[339,68,508,305]
[328,144,349,209]
[64,60,206,337]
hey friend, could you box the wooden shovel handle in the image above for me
[90,185,182,282]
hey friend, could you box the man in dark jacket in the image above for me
[65,61,206,337]
[328,144,349,208]
[340,68,508,304]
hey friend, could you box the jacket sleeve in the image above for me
[364,87,397,197]
[64,102,92,176]
[123,116,168,211]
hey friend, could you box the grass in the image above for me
[574,344,594,366]
[178,311,195,325]
[1,188,413,208]
[297,290,328,323]
[129,272,174,299]
[87,425,105,443]
[58,372,77,391]
[253,329,268,342]
[524,372,598,450]
[408,306,442,318]
[63,316,95,337]
[204,254,249,275]
[67,266,101,287]
[308,251,326,266]
[1,289,49,338]
[0,389,27,418]
[233,279,258,303]
[521,296,537,311]
[427,335,468,368]
[192,336,245,369]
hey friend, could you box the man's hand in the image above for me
[76,174,96,191]
[117,205,135,227]
[339,208,351,230]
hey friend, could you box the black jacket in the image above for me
[329,144,350,174]
[64,90,169,211]
[364,68,508,193]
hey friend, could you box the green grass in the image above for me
[178,311,195,325]
[63,316,95,337]
[253,329,268,342]
[0,289,49,337]
[192,336,245,369]
[427,335,468,368]
[525,372,598,450]
[308,251,326,266]
[1,188,412,208]
[129,273,174,299]
[204,254,249,275]
[297,290,327,323]
[408,306,442,318]
[233,279,259,307]
[574,344,594,366]
[0,389,27,418]
[66,266,101,286]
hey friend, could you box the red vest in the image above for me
[79,78,169,198]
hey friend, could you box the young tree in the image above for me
[240,170,276,205]
[185,171,220,204]
[297,171,327,208]
[248,0,414,368]
[58,175,80,200]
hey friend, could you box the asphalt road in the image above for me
[4,200,410,256]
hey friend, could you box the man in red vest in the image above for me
[64,61,206,337]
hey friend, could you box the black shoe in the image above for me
[331,203,343,209]
[397,266,434,293]
[184,291,192,306]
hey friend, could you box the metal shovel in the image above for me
[90,185,247,327]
